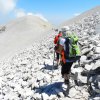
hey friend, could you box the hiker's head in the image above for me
[55,29,58,32]
[61,26,70,37]
[59,31,62,34]
[61,26,70,32]
[58,31,62,37]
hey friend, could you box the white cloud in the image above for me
[0,0,17,14]
[0,0,48,22]
[0,0,48,23]
[27,13,33,16]
[15,10,48,22]
[74,13,81,16]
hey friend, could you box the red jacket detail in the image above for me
[54,33,62,44]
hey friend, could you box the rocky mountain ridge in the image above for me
[61,6,100,26]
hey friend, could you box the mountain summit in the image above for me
[0,15,52,60]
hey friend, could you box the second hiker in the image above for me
[54,31,62,68]
[54,26,81,85]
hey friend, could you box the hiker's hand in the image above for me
[54,46,57,50]
[59,60,63,66]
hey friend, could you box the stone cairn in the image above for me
[0,12,100,100]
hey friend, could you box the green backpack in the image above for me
[64,32,81,62]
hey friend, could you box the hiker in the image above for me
[55,26,81,85]
[54,31,62,67]
[60,26,73,85]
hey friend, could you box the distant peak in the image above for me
[34,14,48,22]
[25,13,48,22]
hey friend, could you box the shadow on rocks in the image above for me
[42,63,58,70]
[80,67,100,97]
[74,80,87,86]
[35,82,70,97]
[74,67,100,87]
[81,67,100,77]
[35,82,63,94]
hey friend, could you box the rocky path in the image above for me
[0,33,89,100]
[96,23,100,34]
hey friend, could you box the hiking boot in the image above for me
[64,79,69,85]
[54,64,58,69]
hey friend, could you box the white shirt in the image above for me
[59,37,65,46]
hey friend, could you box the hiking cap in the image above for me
[61,26,70,32]
[61,26,71,37]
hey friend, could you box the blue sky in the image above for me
[0,0,100,25]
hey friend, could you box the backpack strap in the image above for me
[64,37,70,58]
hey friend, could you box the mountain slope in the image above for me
[0,15,52,60]
[61,6,100,26]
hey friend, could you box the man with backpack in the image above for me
[55,26,81,85]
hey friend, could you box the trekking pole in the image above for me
[51,48,56,83]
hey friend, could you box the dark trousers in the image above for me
[56,52,59,60]
[61,62,73,76]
